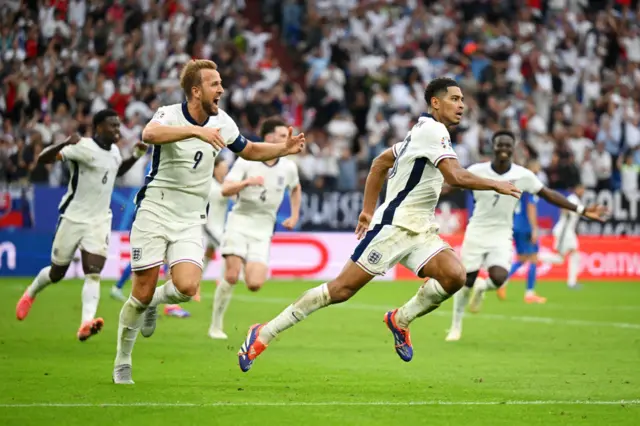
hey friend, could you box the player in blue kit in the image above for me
[109,152,190,317]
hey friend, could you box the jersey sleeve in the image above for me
[59,140,93,164]
[225,158,247,182]
[391,141,405,157]
[150,106,175,126]
[414,122,457,167]
[219,113,247,153]
[520,169,545,194]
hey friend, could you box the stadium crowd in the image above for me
[1,0,639,197]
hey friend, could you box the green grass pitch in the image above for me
[0,278,639,425]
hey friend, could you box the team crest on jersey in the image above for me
[368,250,382,264]
[278,176,285,186]
[441,137,452,150]
[132,248,142,261]
[152,110,165,120]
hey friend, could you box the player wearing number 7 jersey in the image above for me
[16,109,148,342]
[113,60,305,384]
[446,131,608,342]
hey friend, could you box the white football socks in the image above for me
[451,286,472,330]
[81,273,101,323]
[149,280,191,307]
[258,283,331,345]
[396,279,450,328]
[115,296,146,366]
[212,278,235,331]
[26,266,53,298]
[568,252,580,287]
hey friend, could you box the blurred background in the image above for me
[0,0,638,281]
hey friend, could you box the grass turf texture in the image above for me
[0,278,638,425]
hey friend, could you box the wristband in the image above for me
[576,205,585,215]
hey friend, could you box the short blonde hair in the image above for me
[180,60,218,99]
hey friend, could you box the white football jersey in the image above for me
[136,103,247,224]
[58,137,122,224]
[370,113,457,234]
[465,162,544,239]
[204,178,228,242]
[225,157,300,239]
[553,193,581,236]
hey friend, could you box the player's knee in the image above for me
[83,263,103,276]
[245,275,264,292]
[224,268,241,285]
[489,270,508,287]
[246,282,263,292]
[441,263,466,292]
[326,280,356,304]
[49,264,68,283]
[172,276,199,297]
[464,271,478,288]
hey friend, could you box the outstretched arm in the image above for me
[237,127,305,161]
[37,134,80,165]
[537,187,581,212]
[537,187,606,222]
[437,158,521,197]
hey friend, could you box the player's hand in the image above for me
[493,181,521,199]
[582,204,608,222]
[67,133,81,145]
[245,176,264,186]
[197,127,226,150]
[531,228,539,244]
[284,127,305,155]
[355,211,372,240]
[282,216,298,230]
[133,142,148,158]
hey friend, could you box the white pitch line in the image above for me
[233,295,640,330]
[1,400,638,408]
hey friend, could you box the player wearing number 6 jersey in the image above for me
[446,131,607,342]
[236,78,526,373]
[113,60,305,384]
[210,117,301,340]
[16,109,147,342]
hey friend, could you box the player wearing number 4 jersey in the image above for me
[112,59,305,385]
[446,131,607,342]
[236,78,524,373]
[16,109,147,342]
[210,117,301,340]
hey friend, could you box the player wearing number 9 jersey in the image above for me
[446,131,608,342]
[113,60,306,384]
[16,109,147,342]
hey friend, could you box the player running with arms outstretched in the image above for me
[210,117,302,339]
[236,78,522,372]
[112,60,305,384]
[446,132,606,342]
[16,109,147,341]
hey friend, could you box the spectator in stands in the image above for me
[593,141,614,191]
[1,0,639,200]
[619,150,640,196]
